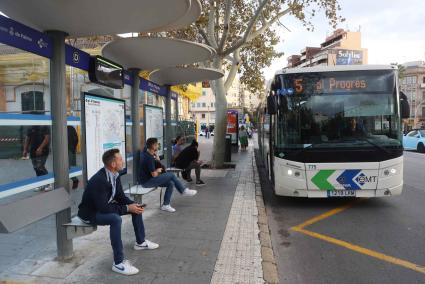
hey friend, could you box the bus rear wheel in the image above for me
[417,143,425,153]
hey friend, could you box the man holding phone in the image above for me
[78,149,158,276]
[139,137,197,213]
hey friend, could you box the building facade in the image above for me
[287,29,368,68]
[190,86,216,127]
[400,61,425,130]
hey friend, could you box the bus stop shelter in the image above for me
[0,0,224,260]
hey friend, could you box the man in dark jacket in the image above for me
[67,125,79,189]
[78,149,158,276]
[175,140,205,186]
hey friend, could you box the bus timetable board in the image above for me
[82,93,127,181]
[144,105,164,158]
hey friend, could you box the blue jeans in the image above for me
[142,172,186,205]
[95,212,145,264]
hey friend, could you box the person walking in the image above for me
[78,149,159,276]
[139,138,197,213]
[22,119,51,191]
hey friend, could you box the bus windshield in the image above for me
[274,70,402,155]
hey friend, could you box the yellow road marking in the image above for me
[293,227,425,275]
[290,200,425,275]
[291,200,358,231]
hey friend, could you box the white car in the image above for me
[210,130,214,136]
[403,129,425,153]
[199,130,205,136]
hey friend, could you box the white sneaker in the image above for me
[43,185,53,192]
[182,188,197,196]
[112,260,139,275]
[134,239,159,250]
[161,204,176,213]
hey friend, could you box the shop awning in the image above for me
[171,83,202,101]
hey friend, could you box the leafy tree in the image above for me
[165,0,344,167]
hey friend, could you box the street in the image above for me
[257,150,425,284]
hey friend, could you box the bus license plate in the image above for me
[327,190,355,197]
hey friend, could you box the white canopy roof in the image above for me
[0,0,201,36]
[102,37,214,70]
[149,67,224,86]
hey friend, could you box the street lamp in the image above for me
[414,99,425,128]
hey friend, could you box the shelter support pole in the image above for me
[130,69,141,185]
[165,86,172,167]
[48,30,73,260]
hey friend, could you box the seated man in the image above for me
[175,140,205,186]
[140,137,197,213]
[78,149,158,276]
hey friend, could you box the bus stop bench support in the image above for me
[124,185,163,207]
[63,217,97,240]
[166,167,183,177]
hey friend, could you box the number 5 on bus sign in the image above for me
[295,79,303,93]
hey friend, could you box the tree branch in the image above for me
[222,0,270,56]
[197,26,213,47]
[224,50,241,91]
[218,0,232,53]
[207,0,218,49]
[247,8,291,41]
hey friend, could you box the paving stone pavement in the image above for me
[211,144,264,284]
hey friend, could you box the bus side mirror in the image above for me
[400,91,410,119]
[267,96,277,115]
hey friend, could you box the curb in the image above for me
[252,155,280,284]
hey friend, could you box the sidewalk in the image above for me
[1,138,275,284]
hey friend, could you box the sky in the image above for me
[262,0,425,79]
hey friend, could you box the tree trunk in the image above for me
[211,56,228,168]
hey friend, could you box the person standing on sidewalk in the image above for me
[239,125,249,151]
[78,149,159,276]
[139,137,197,213]
[174,140,206,186]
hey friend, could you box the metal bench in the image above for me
[63,216,97,240]
[124,185,163,207]
[166,167,183,177]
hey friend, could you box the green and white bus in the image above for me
[258,65,409,197]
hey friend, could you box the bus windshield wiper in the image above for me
[355,137,391,154]
[292,144,314,157]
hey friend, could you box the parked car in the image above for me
[198,130,206,136]
[403,129,425,153]
[210,130,214,136]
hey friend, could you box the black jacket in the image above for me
[78,168,133,224]
[175,145,199,169]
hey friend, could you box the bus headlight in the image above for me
[382,167,398,177]
[287,169,302,178]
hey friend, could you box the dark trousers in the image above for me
[95,212,145,264]
[186,161,201,181]
[31,155,48,176]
